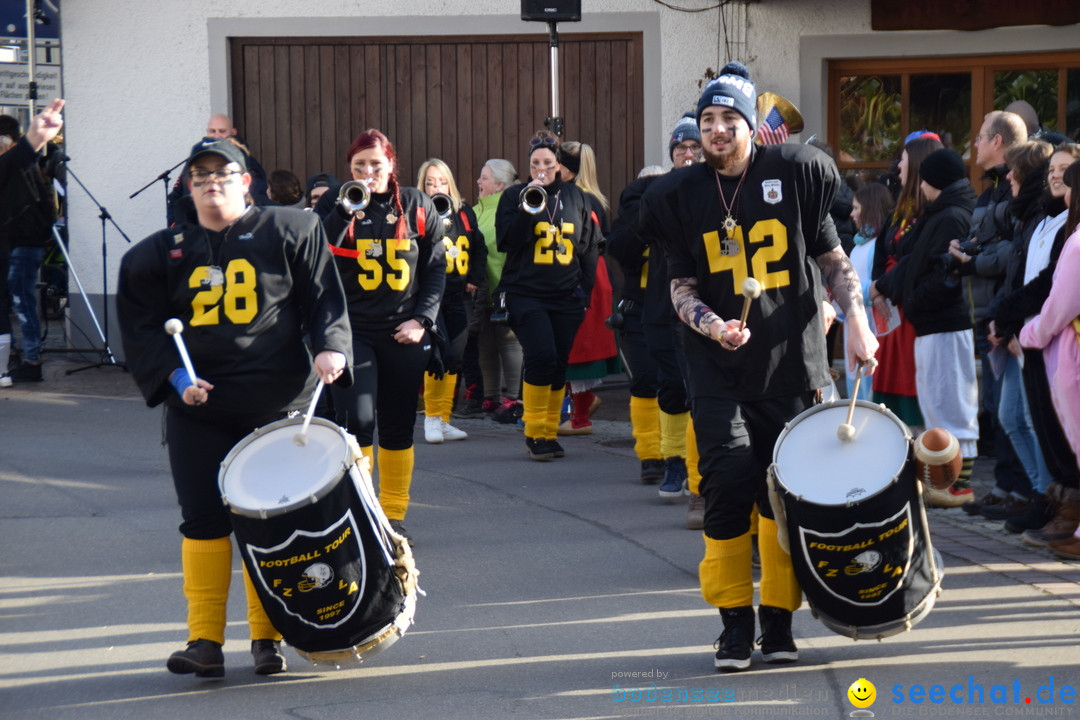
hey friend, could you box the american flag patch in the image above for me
[757,106,789,145]
[170,248,183,259]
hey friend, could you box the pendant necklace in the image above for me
[715,160,750,256]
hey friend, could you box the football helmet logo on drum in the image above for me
[298,562,334,592]
[845,550,882,576]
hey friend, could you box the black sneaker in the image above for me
[167,639,224,677]
[526,437,556,461]
[389,519,414,546]
[640,459,665,485]
[252,639,287,675]
[963,490,1005,516]
[757,605,799,663]
[981,494,1031,521]
[713,606,754,671]
[547,438,565,458]
[453,397,486,419]
[10,362,42,382]
[1005,492,1054,534]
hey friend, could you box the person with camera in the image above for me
[973,140,1056,527]
[873,148,980,489]
[944,110,1032,513]
[495,131,601,460]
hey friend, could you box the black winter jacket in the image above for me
[876,179,976,337]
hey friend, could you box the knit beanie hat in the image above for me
[696,62,757,131]
[919,148,967,190]
[669,112,701,161]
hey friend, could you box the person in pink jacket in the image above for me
[1020,159,1080,559]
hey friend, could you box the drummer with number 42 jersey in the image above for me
[117,138,353,679]
[643,62,878,672]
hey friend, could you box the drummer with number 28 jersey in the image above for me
[117,138,353,679]
[316,128,445,544]
[643,62,878,673]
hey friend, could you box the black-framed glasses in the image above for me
[530,137,557,148]
[190,168,242,183]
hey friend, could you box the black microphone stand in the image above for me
[130,155,187,227]
[61,156,130,375]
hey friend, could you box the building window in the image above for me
[829,52,1080,187]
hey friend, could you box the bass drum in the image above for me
[769,400,943,640]
[219,416,418,667]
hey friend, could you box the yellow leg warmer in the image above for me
[440,373,459,421]
[629,395,662,461]
[659,410,689,460]
[750,504,759,536]
[242,561,281,642]
[758,517,802,612]
[521,382,550,440]
[699,532,754,609]
[378,446,413,521]
[546,384,566,439]
[181,537,233,645]
[423,372,446,420]
[686,417,701,495]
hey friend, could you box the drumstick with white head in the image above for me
[738,277,762,332]
[293,380,325,447]
[164,318,199,386]
[837,362,866,442]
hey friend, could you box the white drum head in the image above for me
[220,417,350,516]
[774,401,910,505]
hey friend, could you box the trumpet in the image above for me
[431,193,454,229]
[520,185,548,215]
[338,180,371,215]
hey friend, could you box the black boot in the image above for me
[757,605,799,663]
[1005,491,1054,534]
[713,606,754,671]
[251,639,287,675]
[167,639,224,677]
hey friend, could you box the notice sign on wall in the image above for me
[0,62,61,105]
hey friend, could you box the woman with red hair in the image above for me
[316,129,446,542]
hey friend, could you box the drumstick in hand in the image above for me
[164,318,199,384]
[738,278,762,332]
[294,381,325,447]
[837,362,865,442]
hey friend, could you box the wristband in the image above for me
[170,367,194,397]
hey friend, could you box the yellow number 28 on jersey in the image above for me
[188,259,259,326]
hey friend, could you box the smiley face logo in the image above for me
[848,678,876,709]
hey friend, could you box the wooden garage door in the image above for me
[229,33,644,211]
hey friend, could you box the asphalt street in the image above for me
[2,357,1079,720]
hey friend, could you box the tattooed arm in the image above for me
[670,276,749,348]
[816,246,879,372]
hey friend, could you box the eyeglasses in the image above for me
[190,168,242,183]
[673,142,701,154]
[974,132,999,144]
[529,137,557,148]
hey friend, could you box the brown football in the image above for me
[914,428,962,490]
